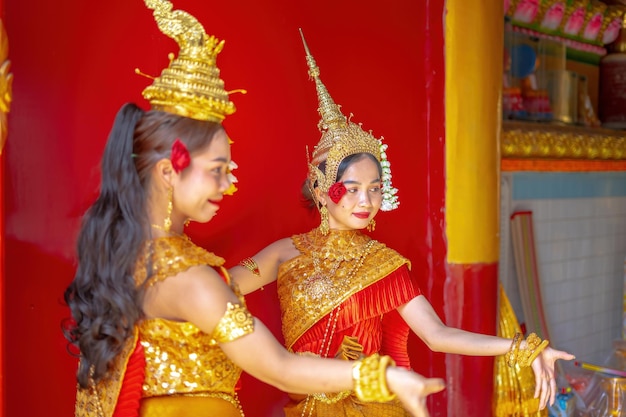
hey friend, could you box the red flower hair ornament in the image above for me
[328,182,347,204]
[171,138,191,173]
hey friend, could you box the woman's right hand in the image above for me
[385,367,445,417]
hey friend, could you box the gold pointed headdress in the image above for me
[300,30,399,211]
[140,0,243,123]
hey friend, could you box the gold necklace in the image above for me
[301,237,376,303]
[298,239,377,414]
[300,231,359,302]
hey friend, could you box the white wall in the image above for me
[500,171,626,364]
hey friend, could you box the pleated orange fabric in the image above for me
[291,265,420,363]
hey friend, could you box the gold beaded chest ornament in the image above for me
[140,0,243,123]
[299,30,399,212]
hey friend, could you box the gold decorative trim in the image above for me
[0,19,13,154]
[502,121,626,160]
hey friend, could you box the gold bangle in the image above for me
[515,333,549,367]
[238,257,260,277]
[518,339,549,367]
[352,354,397,402]
[505,332,522,368]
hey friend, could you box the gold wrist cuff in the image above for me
[506,332,549,368]
[352,354,397,402]
[517,333,549,367]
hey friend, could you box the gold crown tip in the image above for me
[299,28,312,57]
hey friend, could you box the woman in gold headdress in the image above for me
[61,3,446,417]
[229,32,576,417]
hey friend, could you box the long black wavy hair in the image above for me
[63,103,223,388]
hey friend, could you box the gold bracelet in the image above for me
[505,332,522,368]
[352,354,397,402]
[238,257,260,277]
[518,338,549,367]
[514,333,549,367]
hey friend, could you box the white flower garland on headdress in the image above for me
[379,141,399,211]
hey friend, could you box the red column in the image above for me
[0,1,8,415]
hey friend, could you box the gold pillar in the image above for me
[445,0,503,264]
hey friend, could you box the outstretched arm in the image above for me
[398,295,575,409]
[144,263,445,417]
[229,237,300,295]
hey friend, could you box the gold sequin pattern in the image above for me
[278,230,409,349]
[139,318,242,399]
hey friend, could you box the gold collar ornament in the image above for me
[299,29,399,211]
[140,0,243,123]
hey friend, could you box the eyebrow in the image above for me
[210,157,230,163]
[342,178,381,185]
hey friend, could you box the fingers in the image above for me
[423,377,446,395]
[535,376,547,409]
[533,368,542,400]
[549,375,557,406]
[391,371,444,417]
[534,373,556,410]
[405,382,443,417]
[547,347,576,362]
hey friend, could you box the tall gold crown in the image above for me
[140,0,239,123]
[300,30,399,211]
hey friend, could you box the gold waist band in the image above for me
[140,393,244,417]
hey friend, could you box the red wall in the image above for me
[3,1,446,416]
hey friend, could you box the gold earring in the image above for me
[367,218,376,232]
[164,187,173,233]
[320,205,330,235]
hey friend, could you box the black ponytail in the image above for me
[63,103,147,388]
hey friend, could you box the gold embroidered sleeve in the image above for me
[212,302,255,343]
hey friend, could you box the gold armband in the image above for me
[238,257,260,277]
[352,354,396,402]
[212,302,254,343]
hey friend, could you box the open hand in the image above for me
[531,346,575,409]
[385,367,445,417]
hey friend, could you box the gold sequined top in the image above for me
[75,235,254,417]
